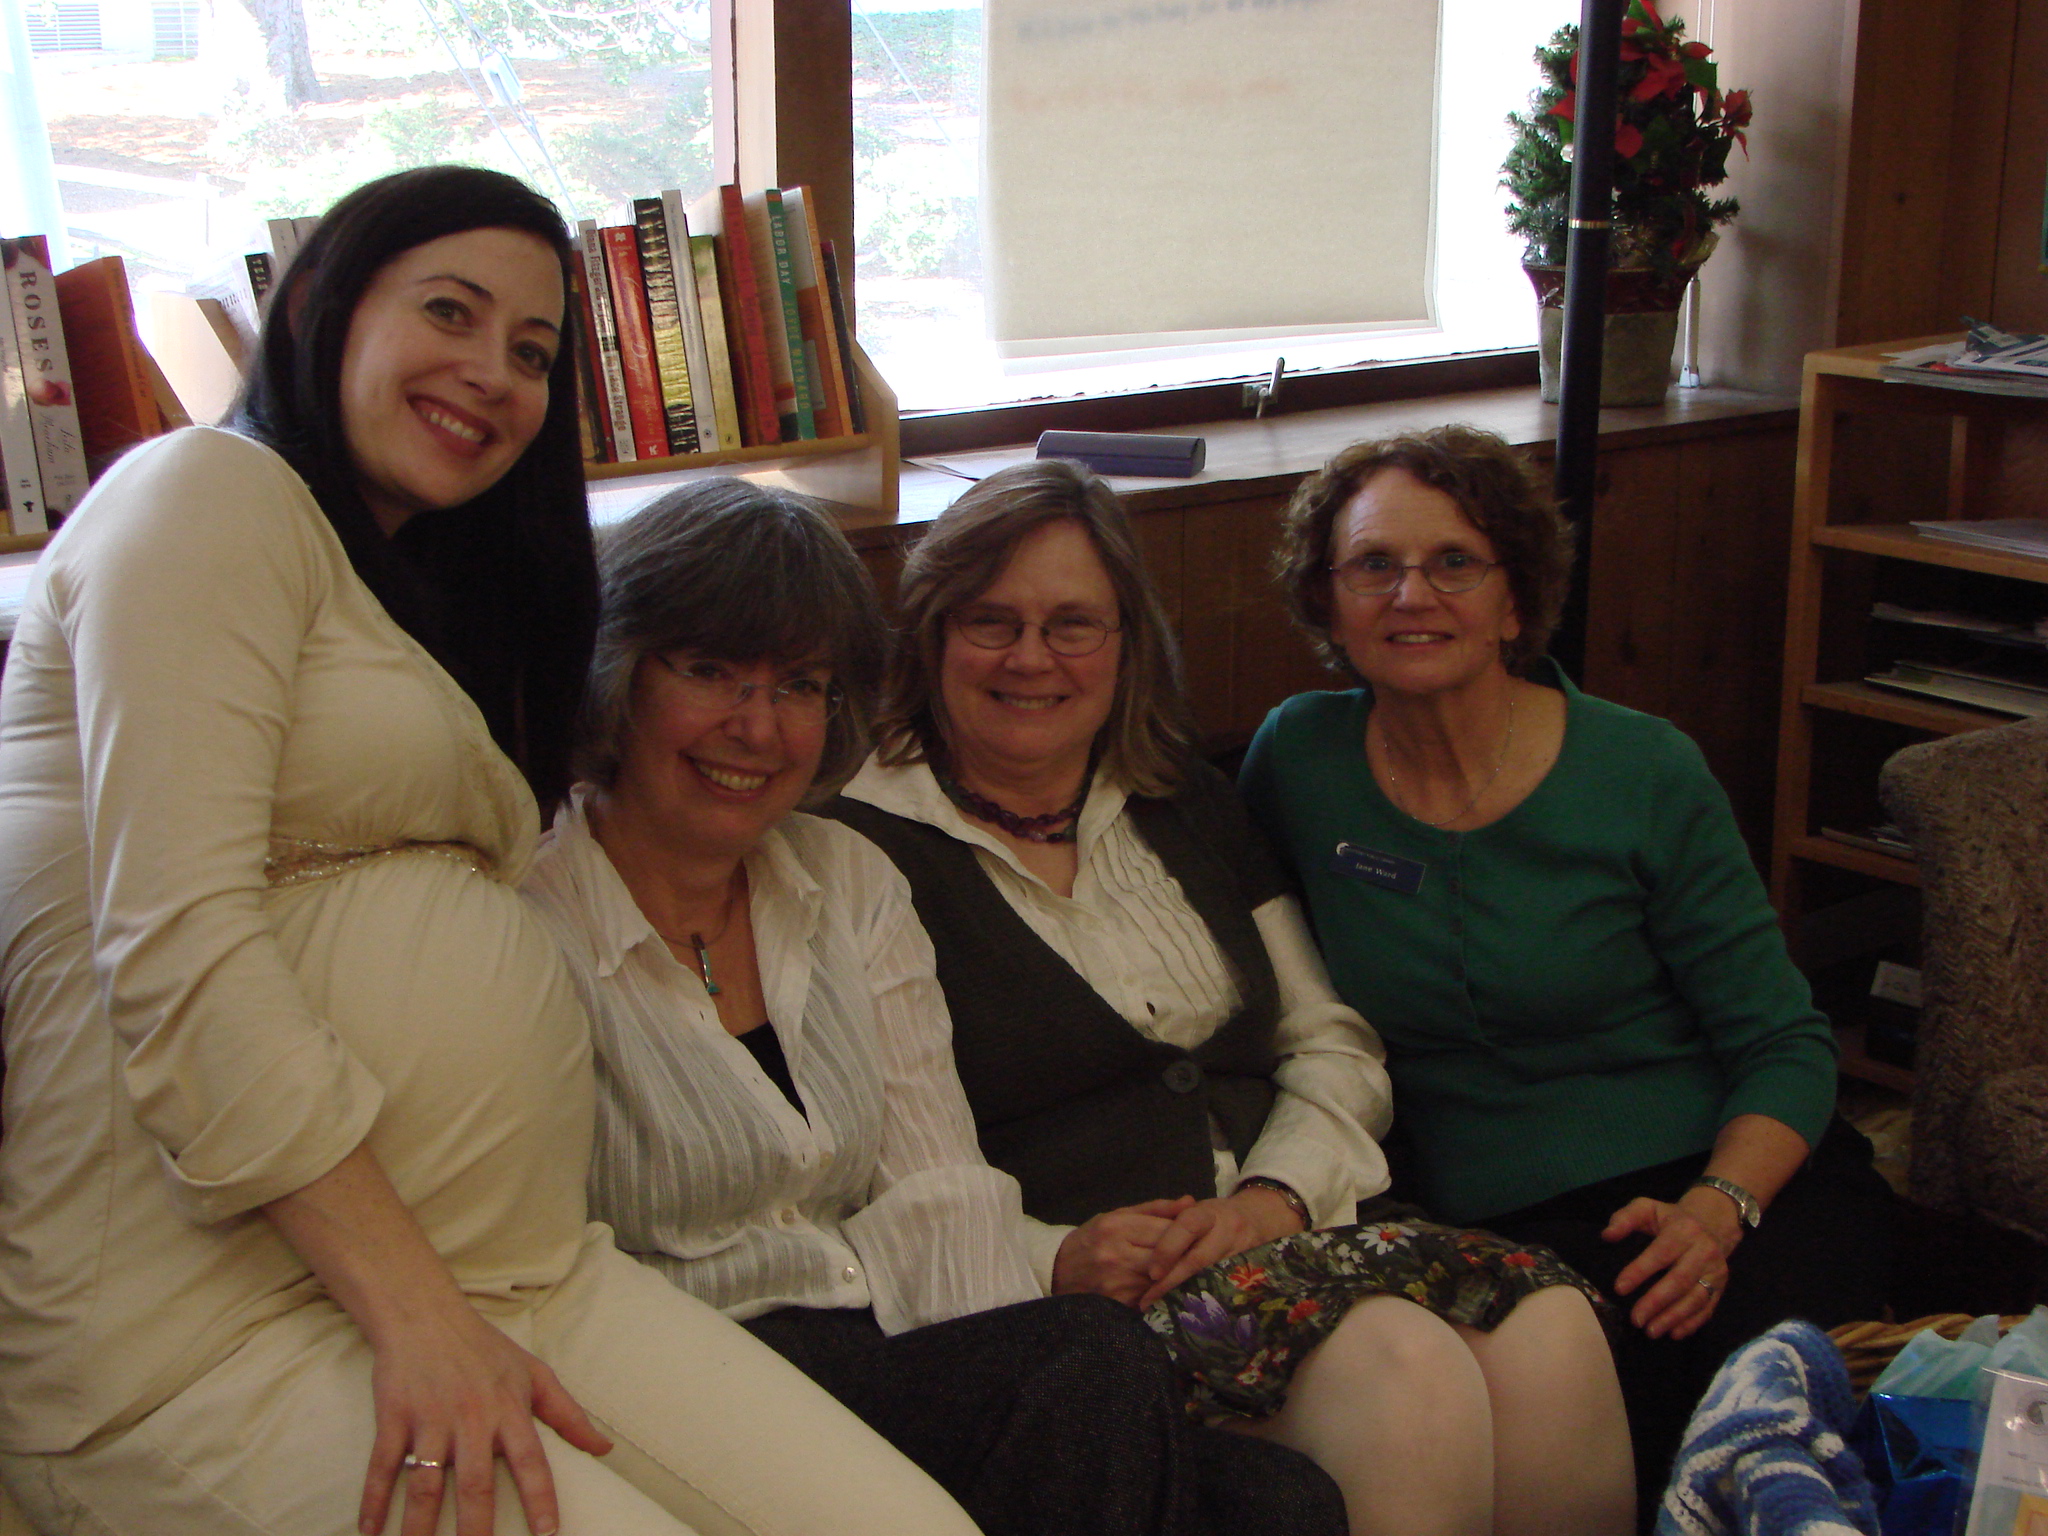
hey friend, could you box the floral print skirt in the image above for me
[1141,1219,1602,1420]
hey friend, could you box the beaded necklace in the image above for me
[936,771,1090,844]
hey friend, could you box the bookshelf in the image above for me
[582,338,898,521]
[1771,336,2048,1090]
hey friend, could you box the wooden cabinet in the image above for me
[1770,336,2048,1089]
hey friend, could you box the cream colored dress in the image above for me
[0,429,977,1536]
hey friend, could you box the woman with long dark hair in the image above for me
[0,167,984,1536]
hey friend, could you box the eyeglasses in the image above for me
[1329,550,1500,597]
[949,610,1122,658]
[654,654,841,720]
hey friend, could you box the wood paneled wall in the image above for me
[1837,0,2047,342]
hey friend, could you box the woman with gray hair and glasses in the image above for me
[521,476,1351,1536]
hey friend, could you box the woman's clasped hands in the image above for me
[1052,1186,1310,1309]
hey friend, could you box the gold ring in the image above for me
[402,1454,446,1471]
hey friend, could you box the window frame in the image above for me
[737,0,1540,455]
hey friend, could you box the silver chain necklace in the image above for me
[1375,694,1517,829]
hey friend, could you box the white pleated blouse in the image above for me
[521,793,1040,1336]
[841,760,1396,1284]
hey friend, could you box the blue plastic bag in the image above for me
[1849,1395,1977,1536]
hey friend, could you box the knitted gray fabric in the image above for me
[1880,716,2048,1240]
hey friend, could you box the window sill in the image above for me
[850,378,1798,539]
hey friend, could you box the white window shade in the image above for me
[983,0,1441,357]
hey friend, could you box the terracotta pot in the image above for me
[1524,261,1702,407]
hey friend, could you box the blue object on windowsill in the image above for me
[1035,431,1206,479]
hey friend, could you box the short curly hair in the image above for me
[1273,424,1575,676]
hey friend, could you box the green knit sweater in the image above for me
[1238,664,1836,1224]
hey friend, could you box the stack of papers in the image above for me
[1907,520,2048,558]
[1865,661,2048,718]
[1882,322,2048,397]
[1872,603,2048,648]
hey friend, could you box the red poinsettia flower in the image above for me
[1631,52,1688,102]
[1549,92,1576,123]
[1682,40,1711,58]
[1615,122,1645,159]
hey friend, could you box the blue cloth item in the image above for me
[1658,1320,1881,1536]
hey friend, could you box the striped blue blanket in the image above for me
[1657,1320,1880,1536]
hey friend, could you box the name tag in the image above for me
[1329,841,1427,895]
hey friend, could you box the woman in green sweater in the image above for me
[1239,425,1891,1517]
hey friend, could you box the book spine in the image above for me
[245,251,276,315]
[715,185,783,447]
[632,196,700,455]
[576,220,635,462]
[662,190,720,453]
[2,238,89,523]
[0,287,46,535]
[54,255,162,476]
[600,226,670,459]
[566,257,608,464]
[688,235,744,452]
[820,239,865,435]
[738,190,801,441]
[783,188,848,439]
[758,189,815,440]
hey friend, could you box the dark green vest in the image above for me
[824,760,1292,1227]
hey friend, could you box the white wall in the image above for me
[1685,0,1863,394]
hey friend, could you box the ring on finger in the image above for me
[401,1453,447,1471]
[1696,1277,1719,1295]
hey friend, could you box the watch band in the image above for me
[1690,1174,1762,1229]
[1235,1176,1313,1231]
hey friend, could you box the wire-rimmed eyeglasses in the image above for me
[1329,550,1500,597]
[948,610,1122,658]
[654,654,842,720]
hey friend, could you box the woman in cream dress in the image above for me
[0,167,980,1536]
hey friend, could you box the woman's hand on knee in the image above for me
[358,1297,613,1536]
[1137,1189,1307,1308]
[1602,1195,1735,1341]
[1053,1198,1193,1304]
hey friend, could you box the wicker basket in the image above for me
[1828,1314,2023,1397]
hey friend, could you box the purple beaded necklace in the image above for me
[937,771,1090,844]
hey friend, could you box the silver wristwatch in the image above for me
[1690,1174,1762,1229]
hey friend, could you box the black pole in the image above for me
[1547,0,1624,680]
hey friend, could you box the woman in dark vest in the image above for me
[825,461,1634,1536]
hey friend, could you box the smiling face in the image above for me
[940,518,1123,795]
[612,652,833,864]
[1330,466,1521,699]
[338,226,564,536]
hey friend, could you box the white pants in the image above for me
[0,1228,980,1536]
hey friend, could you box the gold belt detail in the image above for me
[264,837,497,889]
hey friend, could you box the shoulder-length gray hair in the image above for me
[576,477,887,804]
[871,459,1194,798]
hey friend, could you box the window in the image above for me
[5,0,718,320]
[853,0,1579,414]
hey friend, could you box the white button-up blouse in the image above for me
[841,759,1396,1285]
[522,793,1040,1336]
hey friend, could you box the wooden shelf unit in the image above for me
[581,340,899,523]
[1772,336,2048,1091]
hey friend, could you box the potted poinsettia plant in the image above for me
[1501,0,1752,403]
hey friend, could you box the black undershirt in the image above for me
[737,1020,806,1120]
